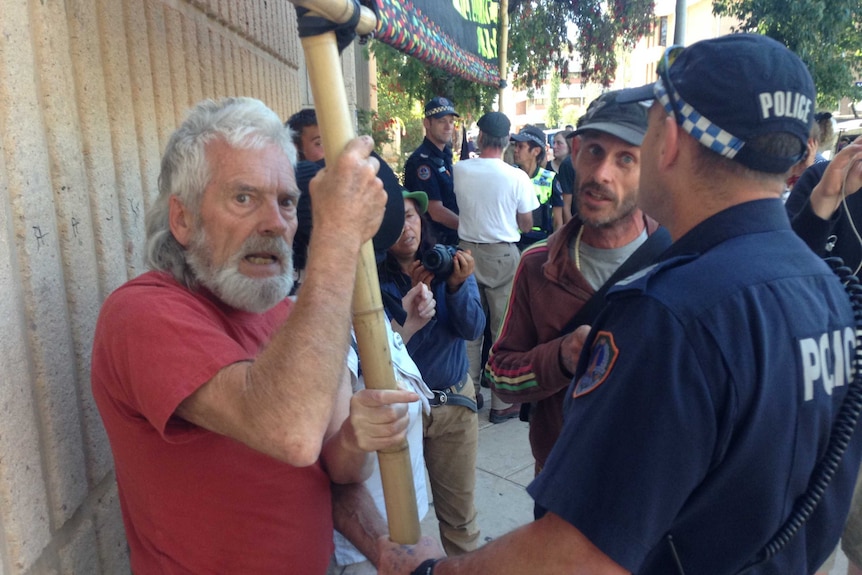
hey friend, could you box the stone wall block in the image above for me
[143,0,176,152]
[182,14,204,105]
[66,0,130,300]
[222,34,238,98]
[58,518,98,575]
[0,119,50,575]
[93,479,129,575]
[0,3,69,571]
[250,51,260,100]
[197,19,215,100]
[210,30,226,98]
[164,6,190,129]
[240,45,252,96]
[4,0,91,544]
[123,0,162,214]
[97,0,147,277]
[33,0,115,498]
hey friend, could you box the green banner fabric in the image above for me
[368,0,502,87]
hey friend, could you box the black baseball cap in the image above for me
[294,152,405,266]
[616,34,815,174]
[510,125,546,148]
[477,111,511,138]
[573,91,648,146]
[424,97,459,119]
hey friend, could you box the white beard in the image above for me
[187,229,294,313]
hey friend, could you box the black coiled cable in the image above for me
[736,257,862,573]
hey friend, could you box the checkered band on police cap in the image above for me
[424,97,459,119]
[510,125,546,148]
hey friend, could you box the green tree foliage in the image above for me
[507,0,655,91]
[712,0,862,108]
[547,73,562,127]
[369,42,497,122]
[370,42,498,167]
[356,108,393,150]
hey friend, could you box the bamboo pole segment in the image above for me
[498,0,509,110]
[299,27,421,544]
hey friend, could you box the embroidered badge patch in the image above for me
[417,165,431,181]
[573,331,619,398]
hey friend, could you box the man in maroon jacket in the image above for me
[486,90,663,475]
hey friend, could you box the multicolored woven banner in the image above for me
[368,0,503,87]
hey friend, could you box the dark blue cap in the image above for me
[617,34,815,174]
[510,125,546,148]
[424,97,459,119]
[477,111,511,138]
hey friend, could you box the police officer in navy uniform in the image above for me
[404,97,460,246]
[379,34,862,575]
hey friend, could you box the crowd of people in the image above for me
[90,32,862,575]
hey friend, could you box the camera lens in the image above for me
[422,245,456,278]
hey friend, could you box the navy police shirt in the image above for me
[529,199,862,574]
[403,137,458,245]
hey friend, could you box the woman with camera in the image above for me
[377,190,486,557]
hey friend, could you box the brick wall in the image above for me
[0,1,362,572]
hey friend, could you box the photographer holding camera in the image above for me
[378,190,486,557]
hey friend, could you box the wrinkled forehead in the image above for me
[204,139,297,189]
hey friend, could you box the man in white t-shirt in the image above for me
[454,111,538,423]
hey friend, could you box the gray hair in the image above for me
[478,131,508,151]
[145,97,297,286]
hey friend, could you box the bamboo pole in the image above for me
[498,0,509,110]
[297,14,421,544]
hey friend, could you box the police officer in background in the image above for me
[379,33,862,575]
[510,125,564,249]
[404,97,460,246]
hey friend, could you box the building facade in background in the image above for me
[504,0,735,131]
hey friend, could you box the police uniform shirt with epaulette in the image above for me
[528,199,862,574]
[404,137,458,244]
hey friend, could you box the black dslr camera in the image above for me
[421,244,460,279]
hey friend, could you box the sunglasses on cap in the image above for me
[656,45,685,125]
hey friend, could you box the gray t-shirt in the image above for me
[573,228,648,290]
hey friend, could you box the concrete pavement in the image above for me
[420,415,534,545]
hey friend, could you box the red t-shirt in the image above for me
[91,271,332,574]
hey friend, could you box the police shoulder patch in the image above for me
[573,330,619,398]
[417,165,431,181]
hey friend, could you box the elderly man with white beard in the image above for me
[90,97,416,574]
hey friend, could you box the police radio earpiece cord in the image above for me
[839,159,862,276]
[733,257,862,574]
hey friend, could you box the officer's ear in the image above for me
[657,113,681,172]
